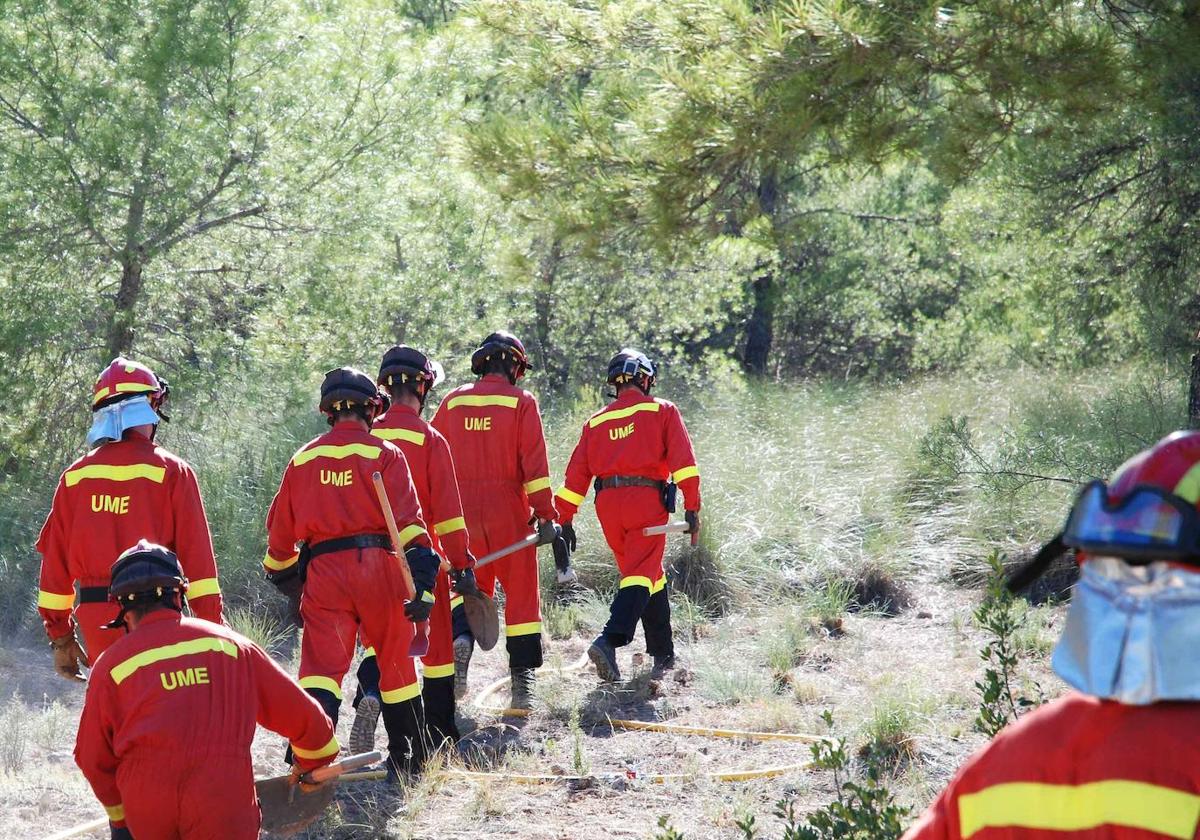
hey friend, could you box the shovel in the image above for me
[257,750,382,836]
[371,472,430,658]
[456,532,540,652]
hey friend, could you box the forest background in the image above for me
[0,2,1198,832]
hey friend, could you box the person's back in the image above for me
[907,693,1200,839]
[75,543,335,840]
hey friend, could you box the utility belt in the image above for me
[593,475,677,513]
[299,533,393,582]
[78,586,109,605]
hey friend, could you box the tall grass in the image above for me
[0,363,1186,630]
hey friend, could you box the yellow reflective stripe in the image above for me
[421,590,436,603]
[423,663,455,679]
[362,647,376,658]
[619,575,666,594]
[94,383,156,404]
[1175,463,1200,504]
[64,463,166,488]
[397,524,426,546]
[105,804,125,821]
[371,428,426,446]
[450,596,464,610]
[299,676,343,699]
[589,401,660,428]
[433,516,466,536]
[958,781,1200,840]
[672,465,700,483]
[505,621,542,637]
[187,577,220,599]
[291,443,381,467]
[555,486,586,506]
[111,637,238,685]
[447,395,519,410]
[523,477,551,494]
[291,735,340,761]
[37,590,75,610]
[381,681,421,703]
[263,552,299,571]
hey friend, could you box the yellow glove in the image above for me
[50,633,88,682]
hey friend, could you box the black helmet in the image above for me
[319,367,385,420]
[607,348,656,391]
[378,345,445,389]
[105,541,189,628]
[470,331,531,379]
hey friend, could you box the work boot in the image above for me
[650,654,676,679]
[556,564,578,585]
[350,692,381,755]
[588,636,621,683]
[509,667,535,710]
[453,634,474,700]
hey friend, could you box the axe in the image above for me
[643,521,698,545]
[257,750,382,836]
[370,472,430,658]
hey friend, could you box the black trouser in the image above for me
[353,655,380,707]
[422,675,459,745]
[382,697,427,776]
[602,585,673,658]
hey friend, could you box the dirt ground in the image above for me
[2,576,1065,840]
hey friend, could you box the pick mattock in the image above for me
[370,471,430,658]
[257,750,382,836]
[454,532,544,651]
[643,521,697,544]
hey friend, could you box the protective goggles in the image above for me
[1062,480,1200,563]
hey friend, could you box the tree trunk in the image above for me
[743,168,779,376]
[533,238,563,388]
[106,257,145,358]
[1189,351,1200,429]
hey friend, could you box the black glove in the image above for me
[404,592,434,623]
[111,824,133,840]
[685,509,701,535]
[452,566,481,598]
[536,518,558,546]
[560,521,577,552]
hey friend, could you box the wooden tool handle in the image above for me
[371,471,417,600]
[476,532,539,569]
[642,522,691,536]
[308,750,383,783]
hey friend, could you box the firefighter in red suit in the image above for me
[37,358,223,681]
[264,367,441,777]
[430,331,558,708]
[904,430,1200,840]
[350,345,477,752]
[75,541,337,840]
[554,349,701,683]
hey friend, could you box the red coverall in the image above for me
[37,436,223,662]
[264,420,432,763]
[555,391,701,656]
[358,403,474,741]
[75,610,337,840]
[903,692,1200,840]
[431,373,557,669]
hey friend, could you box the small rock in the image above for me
[550,763,567,776]
[631,653,645,667]
[673,668,693,686]
[917,611,933,619]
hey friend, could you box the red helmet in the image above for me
[1107,431,1200,505]
[470,331,531,379]
[92,358,169,412]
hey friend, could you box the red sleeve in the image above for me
[264,464,301,576]
[382,446,431,550]
[36,475,76,640]
[248,641,338,772]
[171,462,223,623]
[426,435,472,570]
[74,667,127,827]
[664,404,701,511]
[429,395,450,437]
[517,393,557,521]
[554,424,592,524]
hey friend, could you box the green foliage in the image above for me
[974,552,1045,738]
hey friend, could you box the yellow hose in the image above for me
[43,816,107,840]
[344,765,813,785]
